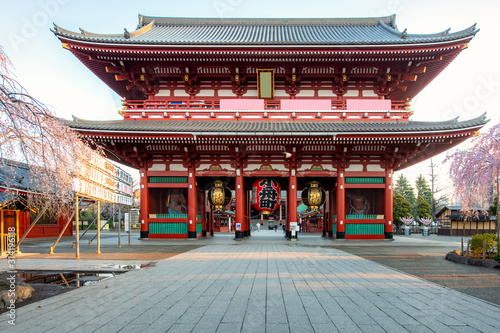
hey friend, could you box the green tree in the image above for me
[394,174,416,207]
[417,196,432,219]
[393,194,413,226]
[80,209,94,221]
[415,174,432,205]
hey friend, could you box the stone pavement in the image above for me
[2,232,500,332]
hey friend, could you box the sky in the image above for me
[1,0,499,197]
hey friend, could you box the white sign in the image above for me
[290,222,298,231]
[124,213,130,232]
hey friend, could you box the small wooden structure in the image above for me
[0,159,72,241]
[436,206,496,236]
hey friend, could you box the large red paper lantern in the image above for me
[251,178,281,215]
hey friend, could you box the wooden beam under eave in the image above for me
[402,74,417,82]
[115,74,131,81]
[106,66,122,74]
[412,66,427,74]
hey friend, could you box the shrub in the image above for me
[492,253,500,263]
[470,233,497,257]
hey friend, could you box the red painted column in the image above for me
[209,206,214,236]
[235,168,244,240]
[384,168,394,239]
[187,166,197,238]
[288,167,298,239]
[139,167,149,239]
[328,190,334,238]
[324,197,330,237]
[336,169,346,239]
[245,189,250,236]
[202,190,207,237]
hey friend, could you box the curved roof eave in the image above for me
[64,113,488,137]
[52,14,477,47]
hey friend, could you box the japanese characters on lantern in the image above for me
[207,180,232,211]
[251,178,281,215]
[301,181,326,211]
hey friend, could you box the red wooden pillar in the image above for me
[384,168,394,239]
[187,166,197,238]
[235,168,244,240]
[324,197,330,237]
[288,167,298,239]
[245,189,250,236]
[202,190,207,237]
[139,167,149,239]
[336,169,346,239]
[328,190,334,238]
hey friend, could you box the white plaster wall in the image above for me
[346,164,363,172]
[367,164,385,172]
[148,164,166,171]
[197,89,215,97]
[317,90,337,97]
[156,89,171,97]
[173,89,189,97]
[170,164,187,171]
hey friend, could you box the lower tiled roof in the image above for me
[64,114,487,135]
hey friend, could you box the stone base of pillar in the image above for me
[336,232,345,239]
[328,231,333,238]
[384,232,394,240]
[202,230,207,237]
[140,231,149,239]
[187,231,197,239]
[210,230,214,237]
[322,230,327,237]
[235,231,243,240]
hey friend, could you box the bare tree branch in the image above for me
[0,46,89,214]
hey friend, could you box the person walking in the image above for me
[256,222,260,232]
[274,224,278,232]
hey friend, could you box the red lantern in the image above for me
[251,178,281,215]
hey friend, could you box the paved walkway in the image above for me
[2,233,500,332]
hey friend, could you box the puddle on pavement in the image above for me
[17,271,124,287]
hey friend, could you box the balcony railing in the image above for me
[121,99,411,121]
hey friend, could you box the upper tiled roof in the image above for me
[52,14,478,46]
[64,113,487,135]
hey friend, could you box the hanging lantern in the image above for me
[251,178,281,215]
[301,181,326,211]
[207,180,232,211]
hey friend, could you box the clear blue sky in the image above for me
[1,0,498,191]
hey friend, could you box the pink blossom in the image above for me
[401,216,414,226]
[445,121,500,211]
[419,217,433,226]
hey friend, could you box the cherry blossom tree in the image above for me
[0,46,87,213]
[445,122,500,235]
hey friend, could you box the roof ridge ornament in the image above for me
[401,28,407,39]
